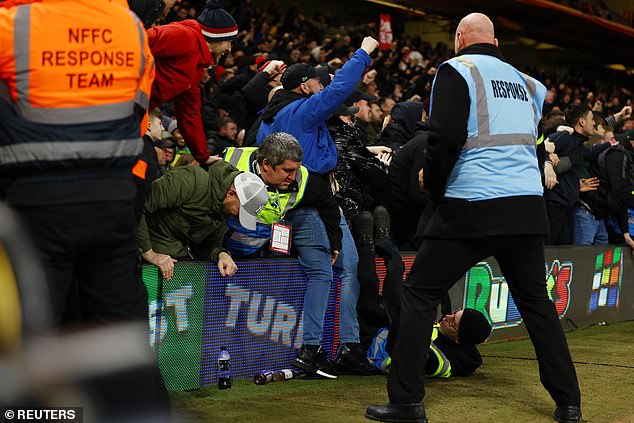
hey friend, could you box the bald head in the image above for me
[454,13,497,53]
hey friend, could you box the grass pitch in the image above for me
[170,321,634,422]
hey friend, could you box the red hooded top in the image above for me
[148,19,213,164]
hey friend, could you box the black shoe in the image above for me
[352,211,374,250]
[365,403,428,423]
[334,343,377,375]
[554,405,582,423]
[373,206,391,242]
[292,345,338,379]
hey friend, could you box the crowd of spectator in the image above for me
[146,0,633,252]
[3,0,632,417]
[124,0,634,384]
[130,0,634,382]
[558,0,633,26]
[1,2,632,417]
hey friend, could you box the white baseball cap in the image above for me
[233,172,268,230]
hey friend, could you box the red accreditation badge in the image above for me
[270,221,292,255]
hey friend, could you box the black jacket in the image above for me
[578,142,615,220]
[388,123,430,250]
[328,117,377,221]
[431,333,483,377]
[603,140,634,209]
[422,43,549,238]
[597,140,634,232]
[206,132,236,157]
[240,72,273,132]
[388,122,429,212]
[376,102,424,151]
[241,72,274,116]
[543,130,588,209]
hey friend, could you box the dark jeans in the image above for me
[387,235,580,408]
[14,199,147,325]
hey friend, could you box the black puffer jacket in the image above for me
[328,117,378,222]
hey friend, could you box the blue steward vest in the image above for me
[432,54,546,200]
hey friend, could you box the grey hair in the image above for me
[256,132,303,167]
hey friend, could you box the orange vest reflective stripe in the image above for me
[0,0,155,170]
[140,110,150,136]
[0,0,42,8]
[0,0,154,125]
[132,159,148,180]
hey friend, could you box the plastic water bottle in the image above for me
[218,346,231,390]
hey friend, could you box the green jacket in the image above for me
[137,161,240,261]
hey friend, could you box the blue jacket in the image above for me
[256,48,371,175]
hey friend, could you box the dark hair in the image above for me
[256,132,303,167]
[149,108,163,121]
[565,104,591,127]
[378,97,394,108]
[543,114,567,137]
[219,117,236,128]
[592,111,607,130]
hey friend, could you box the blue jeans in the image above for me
[286,207,360,345]
[572,206,608,245]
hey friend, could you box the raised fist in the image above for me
[360,36,379,55]
[262,60,286,76]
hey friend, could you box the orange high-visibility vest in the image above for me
[0,0,154,170]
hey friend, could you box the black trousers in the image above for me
[14,198,172,417]
[14,199,147,325]
[387,235,580,407]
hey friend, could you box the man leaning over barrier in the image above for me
[137,161,268,280]
[223,132,375,378]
